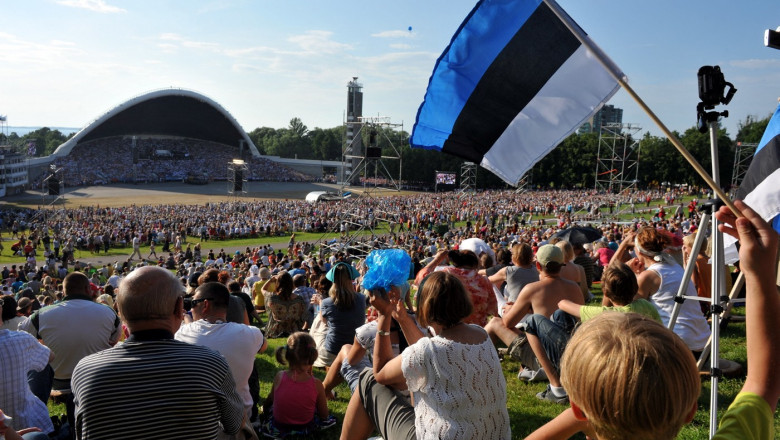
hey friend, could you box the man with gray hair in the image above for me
[72,266,244,440]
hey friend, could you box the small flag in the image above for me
[410,0,624,185]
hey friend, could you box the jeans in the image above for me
[520,310,576,373]
[27,364,53,405]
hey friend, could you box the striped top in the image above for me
[72,331,244,440]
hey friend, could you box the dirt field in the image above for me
[1,181,423,209]
[0,181,387,208]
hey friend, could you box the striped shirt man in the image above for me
[72,329,244,440]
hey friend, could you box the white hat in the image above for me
[459,238,495,261]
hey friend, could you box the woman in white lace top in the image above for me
[340,271,511,440]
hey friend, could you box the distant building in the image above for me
[579,104,623,134]
[0,146,28,197]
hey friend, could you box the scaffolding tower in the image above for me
[594,123,641,193]
[514,169,532,193]
[460,162,477,192]
[342,116,404,193]
[730,142,757,197]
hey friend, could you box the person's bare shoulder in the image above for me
[558,277,585,303]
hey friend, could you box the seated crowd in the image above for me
[50,136,314,187]
[0,196,777,439]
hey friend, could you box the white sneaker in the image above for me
[517,367,535,381]
[518,367,548,382]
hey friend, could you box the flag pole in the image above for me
[544,0,742,218]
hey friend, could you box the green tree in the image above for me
[679,126,733,187]
[735,114,771,143]
[288,117,308,137]
[310,127,343,161]
[247,127,277,155]
[637,132,679,187]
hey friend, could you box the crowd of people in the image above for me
[0,188,776,439]
[1,186,701,263]
[46,137,314,187]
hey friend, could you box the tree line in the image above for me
[247,114,771,190]
[2,113,770,190]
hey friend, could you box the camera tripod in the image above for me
[668,75,736,436]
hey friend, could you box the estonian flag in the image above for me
[410,0,624,185]
[736,105,780,232]
[724,104,780,263]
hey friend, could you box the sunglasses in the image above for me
[183,297,214,311]
[190,297,214,307]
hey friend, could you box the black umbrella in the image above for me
[551,226,603,245]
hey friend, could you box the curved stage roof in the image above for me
[52,89,260,157]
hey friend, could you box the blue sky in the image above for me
[1,0,778,139]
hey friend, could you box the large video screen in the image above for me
[435,172,457,185]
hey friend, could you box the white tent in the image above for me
[305,191,328,203]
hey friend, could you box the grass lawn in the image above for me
[47,292,780,439]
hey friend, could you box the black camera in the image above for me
[696,65,736,132]
[183,297,193,312]
[697,66,736,109]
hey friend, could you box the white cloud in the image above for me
[729,58,780,69]
[55,0,125,13]
[157,33,221,52]
[157,43,178,52]
[0,32,85,68]
[224,46,279,57]
[51,40,77,47]
[389,43,412,50]
[371,30,413,39]
[288,31,352,55]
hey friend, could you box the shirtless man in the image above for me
[484,244,583,368]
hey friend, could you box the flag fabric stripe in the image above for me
[481,44,621,183]
[411,0,543,150]
[736,104,780,231]
[441,2,580,162]
[742,168,780,225]
[410,0,624,185]
[725,104,780,263]
[754,104,780,155]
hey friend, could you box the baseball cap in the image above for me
[536,244,564,267]
[325,262,360,282]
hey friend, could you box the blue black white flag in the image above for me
[737,105,780,231]
[410,0,624,185]
[724,104,780,263]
